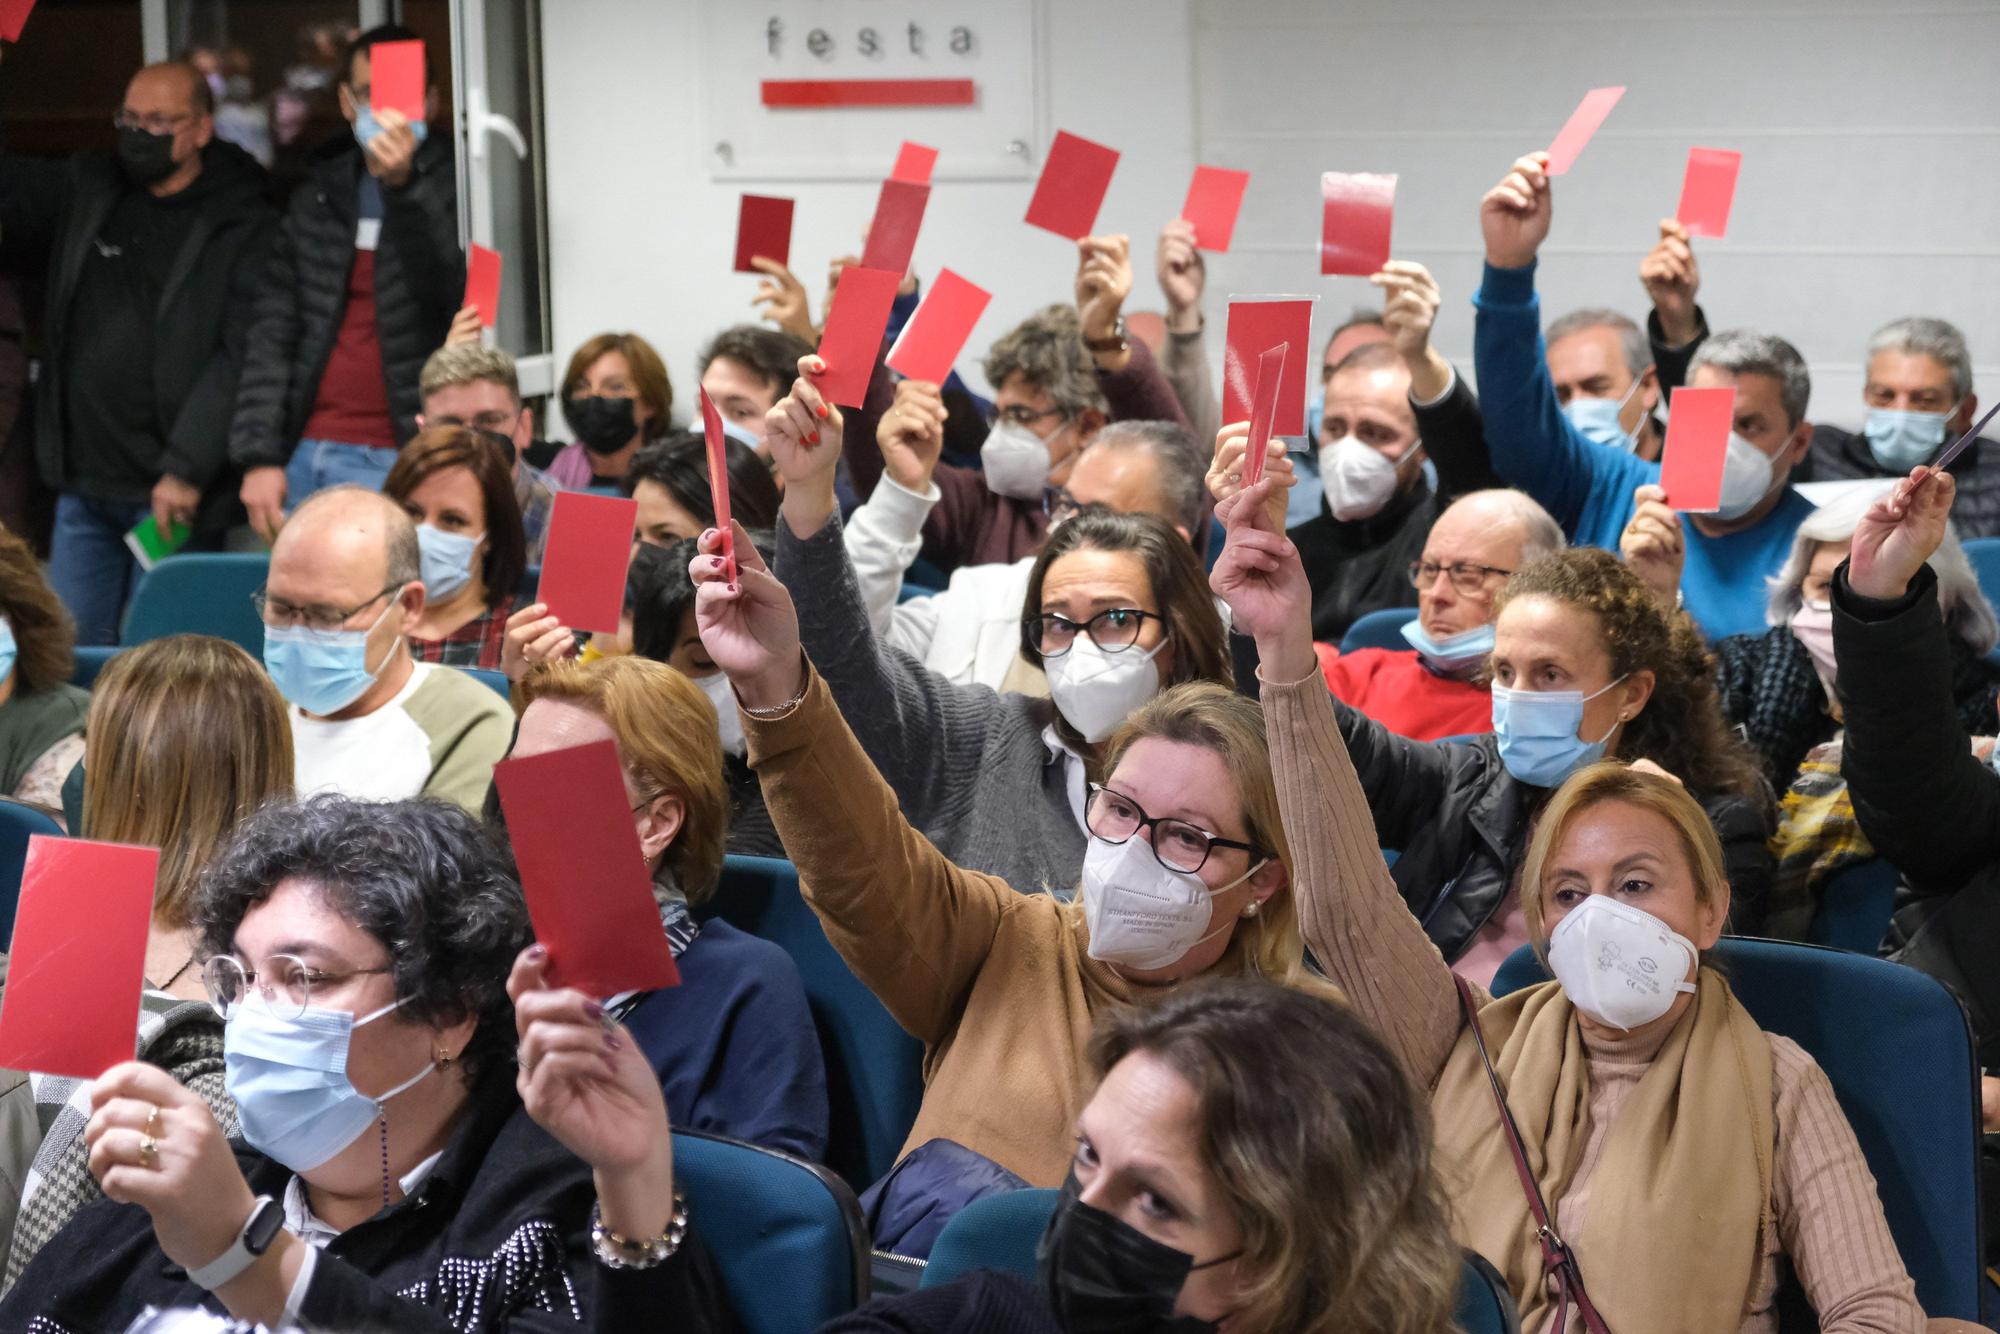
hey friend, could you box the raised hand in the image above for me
[1075,234,1134,344]
[690,518,803,710]
[877,378,948,492]
[1849,466,1956,601]
[1156,220,1205,334]
[502,601,577,682]
[1209,479,1315,680]
[1639,219,1701,346]
[1369,260,1451,401]
[751,258,817,345]
[1480,152,1554,270]
[1619,483,1686,609]
[87,1063,259,1274]
[1207,421,1298,531]
[363,108,417,188]
[444,302,483,348]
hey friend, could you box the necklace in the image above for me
[159,953,197,989]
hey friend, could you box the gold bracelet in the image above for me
[590,1195,688,1270]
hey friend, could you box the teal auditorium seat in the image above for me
[0,798,63,944]
[120,553,270,654]
[1339,606,1419,653]
[69,645,122,688]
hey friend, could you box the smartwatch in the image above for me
[187,1195,284,1291]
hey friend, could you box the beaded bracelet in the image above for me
[590,1195,688,1270]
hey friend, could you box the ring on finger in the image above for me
[144,1105,161,1140]
[138,1133,160,1168]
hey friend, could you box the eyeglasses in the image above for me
[253,584,402,633]
[1085,784,1261,875]
[433,411,522,434]
[997,404,1066,429]
[1025,608,1163,658]
[1407,560,1514,597]
[113,110,196,136]
[203,953,393,1020]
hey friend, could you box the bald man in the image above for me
[1314,489,1565,741]
[262,486,511,810]
[0,60,276,643]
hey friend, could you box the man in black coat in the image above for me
[230,23,462,542]
[0,61,276,644]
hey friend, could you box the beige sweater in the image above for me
[1261,668,1925,1333]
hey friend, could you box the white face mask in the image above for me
[981,417,1058,501]
[1318,435,1411,522]
[694,669,744,756]
[1545,894,1699,1031]
[1712,430,1776,521]
[1081,834,1266,971]
[1044,636,1166,743]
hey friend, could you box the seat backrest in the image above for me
[707,855,927,1192]
[1962,537,2000,612]
[69,646,123,689]
[1804,857,1900,954]
[921,1187,1057,1288]
[1339,606,1419,654]
[1455,1249,1523,1334]
[463,667,512,699]
[121,554,270,653]
[671,1128,868,1332]
[0,799,63,943]
[1487,937,1984,1319]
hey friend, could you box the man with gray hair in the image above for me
[416,340,558,560]
[259,485,511,809]
[1546,307,1664,460]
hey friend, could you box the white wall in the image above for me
[542,0,2000,435]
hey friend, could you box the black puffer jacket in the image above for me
[1334,698,1775,959]
[228,131,460,468]
[1800,424,2000,540]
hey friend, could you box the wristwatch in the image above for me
[1082,317,1127,354]
[187,1195,284,1290]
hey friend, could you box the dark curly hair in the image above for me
[195,794,531,1081]
[1495,548,1769,805]
[0,523,75,693]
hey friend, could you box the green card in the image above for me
[123,514,191,572]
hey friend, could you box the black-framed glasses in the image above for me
[1025,608,1164,658]
[203,953,393,1020]
[253,584,402,633]
[1407,560,1514,597]
[997,404,1066,429]
[1085,784,1261,875]
[113,110,195,135]
[1041,485,1079,520]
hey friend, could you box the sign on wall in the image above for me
[699,1,1043,182]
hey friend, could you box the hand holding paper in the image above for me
[538,491,638,633]
[466,244,503,328]
[1224,298,1315,438]
[1657,386,1737,511]
[698,385,736,584]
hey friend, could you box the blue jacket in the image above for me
[1471,261,1814,640]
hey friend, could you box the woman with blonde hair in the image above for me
[689,523,1335,1257]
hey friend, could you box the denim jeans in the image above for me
[48,493,156,646]
[284,438,397,510]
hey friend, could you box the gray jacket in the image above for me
[776,514,1087,896]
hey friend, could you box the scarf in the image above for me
[1432,970,1774,1334]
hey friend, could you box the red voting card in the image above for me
[815,265,900,408]
[892,141,938,184]
[539,491,638,633]
[1181,165,1251,253]
[734,194,795,273]
[1320,172,1396,277]
[1241,343,1289,491]
[1224,298,1315,438]
[0,838,158,1079]
[368,39,425,120]
[1545,87,1626,176]
[494,741,679,999]
[465,245,503,328]
[1658,386,1738,512]
[861,178,930,277]
[697,385,735,583]
[887,268,992,386]
[1676,148,1742,239]
[1024,130,1120,240]
[0,0,39,42]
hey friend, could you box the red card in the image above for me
[494,741,679,999]
[538,491,638,633]
[1224,298,1315,437]
[734,194,795,273]
[368,39,425,120]
[1320,172,1396,277]
[815,265,900,408]
[1242,343,1288,491]
[1676,147,1742,239]
[1545,87,1626,176]
[1024,130,1120,240]
[887,268,992,386]
[697,386,735,583]
[0,838,158,1079]
[0,0,38,43]
[465,245,502,328]
[892,141,938,184]
[1181,165,1251,253]
[1658,386,1738,512]
[860,178,930,277]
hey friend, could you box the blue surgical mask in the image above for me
[1490,675,1628,787]
[263,595,401,717]
[1863,407,1952,473]
[224,994,435,1173]
[720,417,763,451]
[417,525,482,603]
[1400,618,1495,677]
[1563,378,1643,452]
[0,618,15,683]
[352,106,430,151]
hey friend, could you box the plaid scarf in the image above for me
[1765,739,1874,940]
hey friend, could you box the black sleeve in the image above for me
[162,212,279,487]
[381,141,464,338]
[1705,791,1775,934]
[1330,694,1455,851]
[1414,367,1504,503]
[0,152,74,267]
[1647,305,1710,394]
[227,204,307,469]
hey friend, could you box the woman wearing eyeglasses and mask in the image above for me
[384,426,529,670]
[1213,479,1946,1333]
[758,360,1232,896]
[0,795,725,1331]
[688,520,1331,1256]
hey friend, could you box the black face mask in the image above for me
[1036,1173,1234,1334]
[116,126,181,185]
[564,395,639,455]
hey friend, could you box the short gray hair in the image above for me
[1546,307,1653,378]
[1689,329,1811,428]
[1766,489,1997,654]
[1086,420,1208,537]
[1447,488,1567,567]
[1868,316,1972,402]
[982,304,1108,417]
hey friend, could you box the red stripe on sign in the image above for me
[761,79,976,108]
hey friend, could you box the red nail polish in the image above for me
[525,943,547,961]
[809,431,820,444]
[816,403,829,419]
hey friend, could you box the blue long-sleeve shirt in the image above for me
[1471,261,1813,640]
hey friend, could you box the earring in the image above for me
[1240,902,1260,919]
[435,1046,455,1067]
